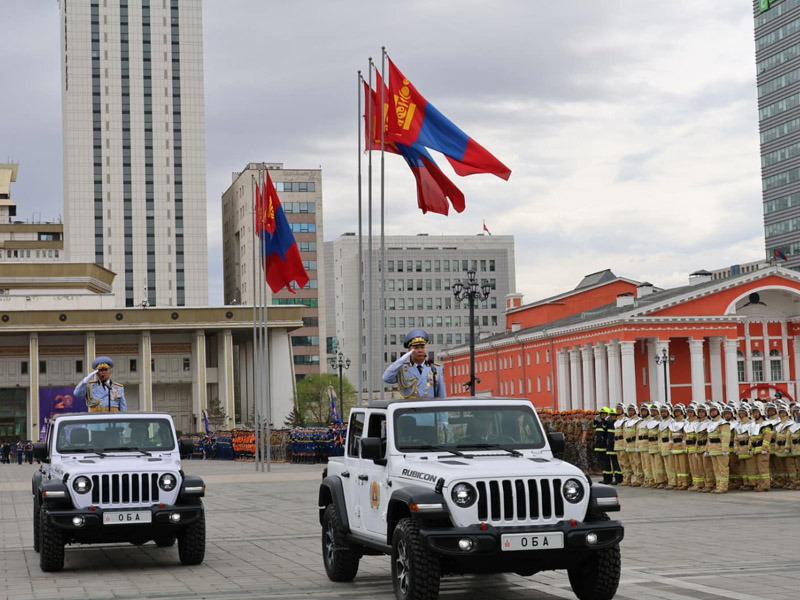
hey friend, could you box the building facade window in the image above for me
[737,350,745,382]
[752,350,764,382]
[770,349,782,381]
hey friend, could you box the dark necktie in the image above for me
[417,365,423,374]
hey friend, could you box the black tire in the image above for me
[391,518,440,600]
[39,507,65,572]
[177,511,205,565]
[321,504,360,582]
[155,536,176,547]
[33,497,41,553]
[568,512,620,600]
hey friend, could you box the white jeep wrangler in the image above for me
[32,412,206,572]
[319,398,623,600]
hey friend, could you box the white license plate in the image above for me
[501,532,564,551]
[102,511,152,525]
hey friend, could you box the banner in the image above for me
[39,387,88,440]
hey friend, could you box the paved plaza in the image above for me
[1,459,798,600]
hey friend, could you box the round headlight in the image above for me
[159,473,177,492]
[72,476,92,494]
[562,478,584,503]
[450,482,477,508]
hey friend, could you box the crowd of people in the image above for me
[0,441,36,464]
[582,397,800,493]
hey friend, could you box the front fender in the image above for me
[588,483,620,513]
[39,481,73,509]
[32,471,43,499]
[319,475,349,532]
[388,484,451,532]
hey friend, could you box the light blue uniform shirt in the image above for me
[74,378,127,411]
[382,355,446,399]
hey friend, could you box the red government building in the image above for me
[442,266,800,409]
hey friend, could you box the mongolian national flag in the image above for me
[774,248,789,261]
[329,386,343,425]
[483,220,491,235]
[202,410,211,436]
[259,172,309,293]
[364,76,465,215]
[387,58,511,181]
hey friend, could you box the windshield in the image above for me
[394,405,545,452]
[55,418,176,453]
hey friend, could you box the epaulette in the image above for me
[112,382,124,388]
[432,362,441,367]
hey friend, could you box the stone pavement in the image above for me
[1,459,798,600]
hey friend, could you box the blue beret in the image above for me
[403,328,429,348]
[92,356,114,369]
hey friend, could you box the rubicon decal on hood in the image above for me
[401,468,438,482]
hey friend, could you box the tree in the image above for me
[283,405,303,428]
[295,374,357,426]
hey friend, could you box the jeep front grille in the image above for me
[90,473,161,506]
[475,478,564,522]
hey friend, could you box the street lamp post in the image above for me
[329,351,351,416]
[452,269,492,396]
[654,347,675,404]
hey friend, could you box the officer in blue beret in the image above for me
[382,329,446,399]
[74,356,127,412]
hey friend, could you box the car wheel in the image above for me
[321,504,360,582]
[33,496,41,553]
[391,517,440,600]
[39,507,65,572]
[568,512,620,600]
[177,510,205,565]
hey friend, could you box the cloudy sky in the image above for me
[0,0,763,305]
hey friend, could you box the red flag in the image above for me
[388,58,511,180]
[254,177,263,234]
[483,221,491,235]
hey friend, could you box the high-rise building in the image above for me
[59,0,208,307]
[221,162,326,381]
[326,233,515,396]
[755,0,800,269]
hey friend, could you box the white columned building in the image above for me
[594,343,609,410]
[620,341,637,406]
[569,347,582,410]
[557,349,570,410]
[708,336,724,403]
[689,338,706,403]
[654,339,671,404]
[723,339,740,404]
[607,341,622,407]
[581,344,595,410]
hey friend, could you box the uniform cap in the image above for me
[672,403,686,414]
[403,328,429,349]
[600,406,613,414]
[92,356,114,369]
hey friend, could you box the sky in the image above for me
[0,0,763,306]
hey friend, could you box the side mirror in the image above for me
[360,437,383,461]
[547,432,566,455]
[179,438,194,459]
[33,442,48,460]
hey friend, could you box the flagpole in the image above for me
[251,173,260,472]
[357,70,364,406]
[379,47,386,402]
[262,171,272,473]
[260,168,269,472]
[367,57,374,404]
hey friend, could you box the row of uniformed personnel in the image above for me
[592,399,800,494]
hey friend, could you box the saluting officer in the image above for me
[382,329,446,399]
[74,356,127,412]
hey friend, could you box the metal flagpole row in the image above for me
[251,173,260,472]
[357,70,364,406]
[366,58,374,405]
[379,48,386,402]
[259,167,270,472]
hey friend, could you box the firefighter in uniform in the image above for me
[789,410,800,490]
[647,403,666,488]
[669,404,689,490]
[750,402,773,492]
[636,404,653,487]
[624,404,642,487]
[658,404,676,489]
[695,404,714,492]
[74,356,127,412]
[602,407,621,484]
[593,408,611,483]
[723,404,741,489]
[766,401,781,486]
[707,403,731,493]
[382,329,446,399]
[774,402,795,489]
[734,404,756,491]
[613,403,631,485]
[684,404,702,491]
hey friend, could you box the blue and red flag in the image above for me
[256,172,309,293]
[202,410,211,436]
[364,76,465,215]
[774,248,788,261]
[387,58,511,181]
[329,386,343,425]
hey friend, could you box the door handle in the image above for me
[341,471,350,478]
[357,474,369,481]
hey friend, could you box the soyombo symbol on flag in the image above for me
[387,58,511,181]
[256,172,309,294]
